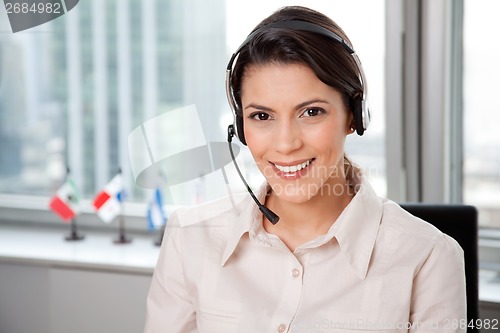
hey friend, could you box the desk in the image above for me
[0,224,159,273]
[1,225,499,332]
[0,225,159,333]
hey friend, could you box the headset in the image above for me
[225,20,370,145]
[225,20,371,225]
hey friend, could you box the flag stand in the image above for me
[65,217,85,241]
[154,223,165,246]
[152,182,169,247]
[114,206,132,244]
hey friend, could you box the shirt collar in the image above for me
[333,179,383,280]
[220,179,383,280]
[220,184,269,267]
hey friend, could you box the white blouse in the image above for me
[144,179,466,333]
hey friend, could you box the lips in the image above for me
[270,158,315,179]
[273,159,312,173]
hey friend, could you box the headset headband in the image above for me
[225,20,370,142]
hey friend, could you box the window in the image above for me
[0,0,385,227]
[463,0,500,229]
[226,0,386,197]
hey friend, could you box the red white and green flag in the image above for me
[49,178,81,222]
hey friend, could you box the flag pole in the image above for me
[154,169,169,246]
[114,209,131,244]
[64,166,84,241]
[154,211,168,246]
[114,168,132,244]
[65,216,85,241]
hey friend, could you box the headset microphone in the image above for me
[227,125,280,225]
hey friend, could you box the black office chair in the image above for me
[400,203,479,333]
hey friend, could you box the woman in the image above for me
[145,6,466,333]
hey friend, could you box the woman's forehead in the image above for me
[241,63,341,99]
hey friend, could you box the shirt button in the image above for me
[291,268,300,278]
[278,323,287,332]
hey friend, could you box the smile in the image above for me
[271,158,315,179]
[273,159,312,173]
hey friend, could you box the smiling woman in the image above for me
[241,64,353,221]
[241,63,356,253]
[144,6,467,333]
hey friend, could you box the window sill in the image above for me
[480,269,500,303]
[0,224,159,275]
[479,228,500,303]
[1,223,499,304]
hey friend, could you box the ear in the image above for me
[349,124,356,134]
[345,112,355,135]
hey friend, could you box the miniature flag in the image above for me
[147,187,166,230]
[93,174,125,223]
[49,178,80,222]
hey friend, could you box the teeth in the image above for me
[274,159,311,173]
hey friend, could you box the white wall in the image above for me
[0,262,152,333]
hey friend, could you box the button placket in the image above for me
[277,323,287,332]
[270,254,304,332]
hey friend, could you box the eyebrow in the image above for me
[244,98,330,112]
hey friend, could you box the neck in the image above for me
[263,178,354,249]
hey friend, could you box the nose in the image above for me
[272,119,302,154]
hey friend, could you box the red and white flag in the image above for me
[93,174,125,223]
[49,178,80,222]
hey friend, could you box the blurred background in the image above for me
[0,0,498,229]
[1,0,499,228]
[0,0,499,332]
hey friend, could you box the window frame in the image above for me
[1,1,499,279]
[386,0,500,294]
[385,0,463,204]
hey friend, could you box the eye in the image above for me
[250,112,271,121]
[301,107,324,117]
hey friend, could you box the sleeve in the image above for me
[409,233,467,333]
[144,211,197,333]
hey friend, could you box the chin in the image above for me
[268,180,321,204]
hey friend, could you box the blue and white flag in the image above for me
[147,187,166,230]
[93,173,126,224]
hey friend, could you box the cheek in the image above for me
[244,128,265,159]
[243,118,272,150]
[306,123,347,149]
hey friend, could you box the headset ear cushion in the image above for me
[352,97,365,136]
[236,114,247,145]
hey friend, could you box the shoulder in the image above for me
[164,190,253,251]
[381,200,442,240]
[376,199,463,267]
[165,191,250,233]
[157,192,256,287]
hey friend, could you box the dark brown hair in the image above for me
[231,6,363,115]
[231,6,363,187]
